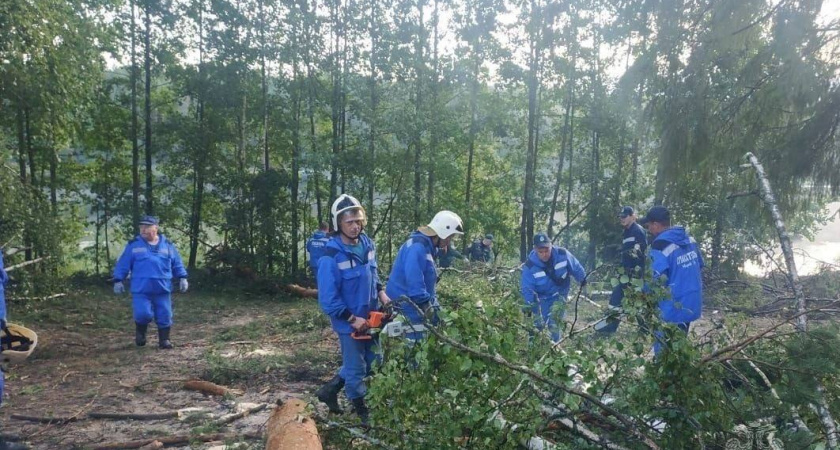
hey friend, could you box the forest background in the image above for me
[1,0,839,288]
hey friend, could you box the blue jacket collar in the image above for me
[655,226,692,246]
[326,233,373,261]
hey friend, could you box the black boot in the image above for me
[158,327,172,349]
[135,323,148,347]
[315,375,345,413]
[351,397,369,425]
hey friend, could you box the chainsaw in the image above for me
[351,310,389,340]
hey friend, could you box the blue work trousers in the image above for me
[337,333,380,400]
[132,293,173,328]
[528,294,565,343]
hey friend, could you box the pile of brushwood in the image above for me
[358,267,840,450]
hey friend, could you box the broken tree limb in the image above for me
[265,398,322,450]
[397,299,660,450]
[10,414,79,425]
[313,412,396,450]
[213,403,268,427]
[744,151,839,449]
[5,256,51,272]
[183,380,241,396]
[488,410,557,450]
[540,405,630,450]
[91,432,262,450]
[87,412,179,421]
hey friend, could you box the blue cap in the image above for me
[485,234,494,240]
[618,206,635,218]
[639,206,670,225]
[139,215,159,226]
[533,232,551,248]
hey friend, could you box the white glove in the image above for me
[179,278,189,293]
[114,282,125,295]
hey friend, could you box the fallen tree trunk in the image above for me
[744,152,839,449]
[92,432,262,449]
[286,283,318,298]
[265,398,322,450]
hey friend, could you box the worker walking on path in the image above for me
[640,206,704,354]
[596,206,647,334]
[520,233,587,343]
[113,216,189,349]
[386,210,464,340]
[315,194,390,424]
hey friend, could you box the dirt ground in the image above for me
[0,287,342,449]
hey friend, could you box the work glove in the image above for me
[179,278,189,293]
[114,282,125,295]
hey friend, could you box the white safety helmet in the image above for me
[331,194,367,231]
[1,323,38,365]
[427,210,464,239]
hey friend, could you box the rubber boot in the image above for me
[135,323,148,347]
[351,397,369,425]
[158,327,173,349]
[315,375,345,414]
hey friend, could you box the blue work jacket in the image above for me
[113,235,188,295]
[650,227,704,323]
[306,230,330,269]
[621,222,647,275]
[317,234,383,334]
[385,232,438,323]
[520,246,586,305]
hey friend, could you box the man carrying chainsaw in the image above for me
[520,233,587,343]
[386,211,464,339]
[315,194,390,425]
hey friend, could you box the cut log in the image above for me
[286,283,318,298]
[265,399,322,450]
[183,380,240,396]
[92,432,261,450]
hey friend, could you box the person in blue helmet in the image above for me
[386,210,464,339]
[113,216,188,349]
[520,233,587,343]
[639,206,704,354]
[315,194,390,425]
[596,206,647,334]
[306,221,331,282]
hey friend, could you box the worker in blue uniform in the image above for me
[306,221,331,282]
[315,194,390,424]
[114,216,189,349]
[596,206,647,334]
[640,206,704,354]
[520,233,587,343]
[386,210,464,339]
